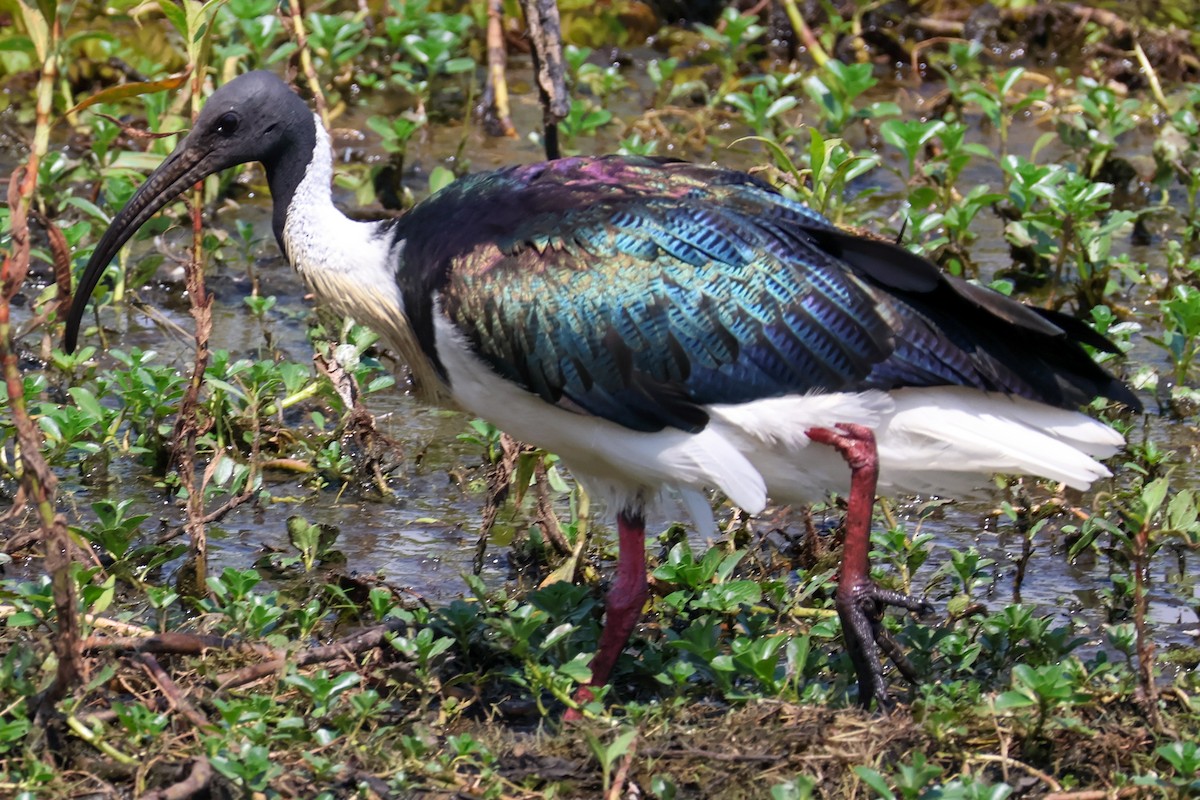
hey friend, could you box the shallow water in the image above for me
[4,53,1198,656]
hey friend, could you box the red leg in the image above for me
[807,424,932,709]
[567,509,648,719]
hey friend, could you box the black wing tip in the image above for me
[1029,306,1122,354]
[823,228,1143,414]
[1026,308,1143,413]
[1101,379,1144,414]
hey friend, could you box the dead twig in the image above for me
[155,487,257,545]
[518,0,567,159]
[605,733,637,800]
[216,618,410,691]
[19,209,74,338]
[968,753,1061,793]
[1044,788,1152,800]
[534,457,572,557]
[474,432,526,574]
[138,653,212,731]
[83,631,277,659]
[314,349,401,495]
[642,747,778,763]
[0,605,152,638]
[480,0,517,138]
[1,8,84,717]
[166,193,214,599]
[282,0,329,127]
[140,758,213,800]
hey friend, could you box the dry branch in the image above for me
[0,8,83,714]
[481,0,517,138]
[283,0,330,127]
[216,617,410,691]
[140,758,213,800]
[83,631,277,658]
[138,653,212,731]
[518,0,568,160]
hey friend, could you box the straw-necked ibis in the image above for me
[64,71,1140,710]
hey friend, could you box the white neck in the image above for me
[281,115,450,403]
[282,119,361,274]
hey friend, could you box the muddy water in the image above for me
[8,55,1199,655]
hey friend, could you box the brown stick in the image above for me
[140,758,213,800]
[83,630,277,657]
[474,432,524,574]
[1131,515,1160,727]
[968,753,1061,793]
[3,188,84,711]
[17,209,75,340]
[605,733,637,800]
[1045,788,1151,800]
[166,192,214,598]
[641,747,778,763]
[905,16,965,36]
[297,618,409,666]
[0,8,84,713]
[518,0,568,160]
[154,487,258,545]
[481,0,517,138]
[216,618,410,691]
[1062,3,1131,40]
[215,659,287,691]
[779,0,830,67]
[534,458,572,557]
[138,653,212,731]
[284,0,329,128]
[1,605,152,638]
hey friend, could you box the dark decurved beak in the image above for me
[64,137,217,353]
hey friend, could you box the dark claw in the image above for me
[836,581,934,710]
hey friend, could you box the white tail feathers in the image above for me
[701,386,1122,505]
[879,387,1120,491]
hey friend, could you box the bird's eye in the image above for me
[214,112,239,137]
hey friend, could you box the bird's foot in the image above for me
[836,577,934,711]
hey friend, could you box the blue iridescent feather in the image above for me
[393,155,1139,433]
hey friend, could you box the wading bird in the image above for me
[65,71,1140,710]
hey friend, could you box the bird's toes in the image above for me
[864,584,934,618]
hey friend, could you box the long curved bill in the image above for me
[63,138,217,353]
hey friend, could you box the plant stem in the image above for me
[1132,517,1160,728]
[170,30,217,599]
[66,715,138,765]
[2,1,82,714]
[780,0,830,67]
[287,0,330,128]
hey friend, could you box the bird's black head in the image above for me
[64,71,314,353]
[180,71,314,176]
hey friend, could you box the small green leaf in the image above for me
[993,690,1036,711]
[852,766,896,800]
[557,653,592,683]
[157,0,188,37]
[1142,477,1169,520]
[429,165,456,194]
